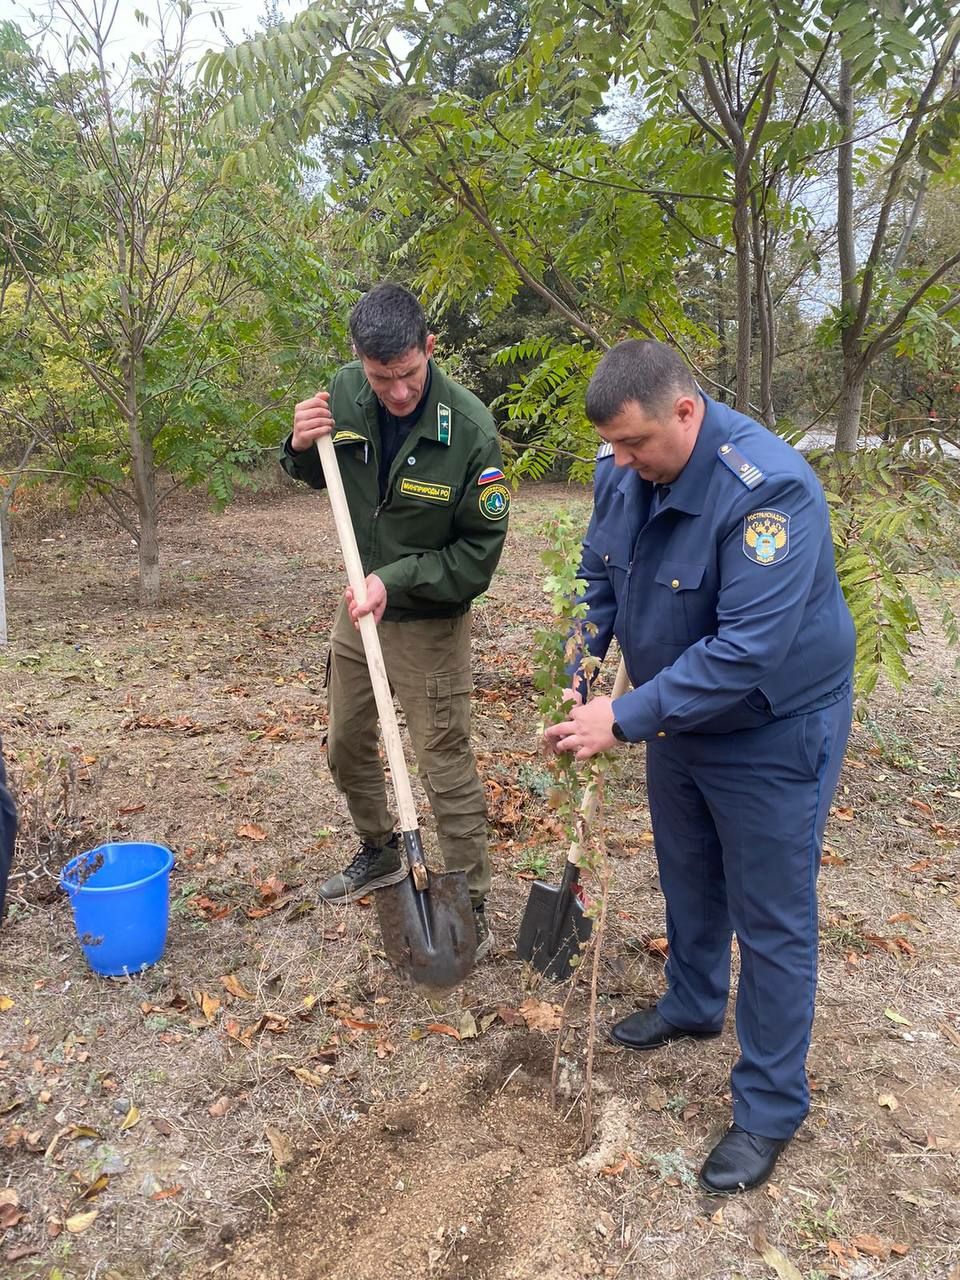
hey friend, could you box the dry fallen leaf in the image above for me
[751,1227,803,1280]
[220,974,255,1000]
[264,1125,293,1167]
[339,1016,381,1031]
[65,1209,99,1234]
[150,1185,183,1201]
[884,1008,912,1027]
[236,823,267,840]
[289,1066,330,1087]
[457,1011,479,1040]
[0,1191,24,1230]
[518,997,563,1033]
[207,1096,232,1118]
[424,1022,461,1039]
[79,1173,109,1201]
[0,995,15,1012]
[496,1005,524,1027]
[196,991,221,1023]
[643,1085,668,1113]
[850,1234,891,1259]
[3,1244,38,1262]
[118,1105,140,1132]
[877,1092,899,1111]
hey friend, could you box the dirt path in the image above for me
[1,481,958,1280]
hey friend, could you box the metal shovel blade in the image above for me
[517,879,593,981]
[375,867,476,988]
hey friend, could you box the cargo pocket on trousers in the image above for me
[425,670,473,740]
[425,756,485,839]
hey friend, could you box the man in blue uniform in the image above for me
[545,340,855,1194]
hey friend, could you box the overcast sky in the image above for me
[0,0,299,64]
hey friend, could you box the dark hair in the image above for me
[584,339,698,424]
[349,283,428,362]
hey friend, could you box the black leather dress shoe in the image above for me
[698,1124,788,1194]
[608,1006,722,1052]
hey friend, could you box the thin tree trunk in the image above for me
[0,508,7,645]
[715,266,728,404]
[835,363,865,453]
[125,354,160,605]
[835,60,861,453]
[758,270,777,429]
[733,159,752,412]
[751,199,777,429]
[131,429,160,605]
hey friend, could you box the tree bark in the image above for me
[835,59,861,453]
[732,158,752,412]
[131,424,160,606]
[835,363,865,453]
[715,266,728,403]
[125,350,160,606]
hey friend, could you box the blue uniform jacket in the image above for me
[577,394,856,741]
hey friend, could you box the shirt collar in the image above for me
[648,392,723,517]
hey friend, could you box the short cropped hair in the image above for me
[349,283,428,363]
[585,339,698,424]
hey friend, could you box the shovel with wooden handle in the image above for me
[517,656,631,980]
[316,432,477,988]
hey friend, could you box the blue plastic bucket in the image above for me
[60,842,175,976]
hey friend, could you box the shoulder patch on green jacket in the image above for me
[479,482,510,521]
[332,430,366,445]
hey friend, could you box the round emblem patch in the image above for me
[479,482,510,521]
[743,509,790,564]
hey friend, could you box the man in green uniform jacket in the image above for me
[281,284,509,957]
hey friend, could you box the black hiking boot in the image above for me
[317,835,405,904]
[473,903,494,961]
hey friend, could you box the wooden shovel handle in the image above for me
[567,656,631,869]
[317,433,426,887]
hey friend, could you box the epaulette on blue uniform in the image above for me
[596,442,614,461]
[717,442,764,490]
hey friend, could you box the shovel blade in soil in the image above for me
[375,868,476,987]
[516,880,592,981]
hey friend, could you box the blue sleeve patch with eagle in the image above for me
[743,509,790,565]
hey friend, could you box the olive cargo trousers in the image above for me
[325,601,491,903]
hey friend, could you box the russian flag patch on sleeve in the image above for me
[477,466,505,486]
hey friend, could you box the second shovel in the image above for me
[517,657,631,980]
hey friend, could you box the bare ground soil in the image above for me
[0,479,958,1280]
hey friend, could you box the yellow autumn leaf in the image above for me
[0,995,14,1012]
[220,974,255,1000]
[119,1105,140,1131]
[196,990,221,1022]
[65,1208,99,1233]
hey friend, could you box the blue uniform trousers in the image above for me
[646,692,852,1139]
